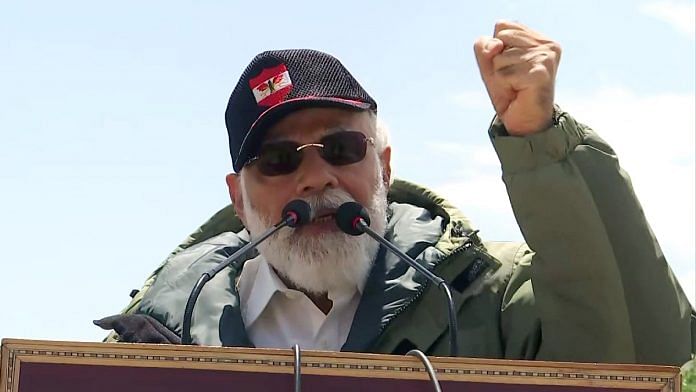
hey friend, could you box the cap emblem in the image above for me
[249,64,293,107]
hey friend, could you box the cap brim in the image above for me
[233,97,372,172]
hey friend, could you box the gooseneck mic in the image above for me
[181,199,311,345]
[335,202,459,357]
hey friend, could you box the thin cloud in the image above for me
[640,1,696,37]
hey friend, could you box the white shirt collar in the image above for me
[237,255,363,328]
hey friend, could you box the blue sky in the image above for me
[1,0,694,342]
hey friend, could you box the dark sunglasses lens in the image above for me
[256,142,301,176]
[320,131,367,165]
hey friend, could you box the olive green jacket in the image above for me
[106,110,695,366]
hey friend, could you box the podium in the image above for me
[1,339,681,391]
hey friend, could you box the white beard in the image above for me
[241,173,388,295]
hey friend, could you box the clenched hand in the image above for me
[474,21,561,136]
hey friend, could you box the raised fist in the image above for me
[474,21,561,135]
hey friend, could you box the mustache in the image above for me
[301,189,355,220]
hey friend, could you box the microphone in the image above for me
[335,202,459,357]
[181,199,311,345]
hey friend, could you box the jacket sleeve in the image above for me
[100,204,243,343]
[491,108,694,365]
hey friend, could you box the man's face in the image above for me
[226,107,392,294]
[228,107,391,232]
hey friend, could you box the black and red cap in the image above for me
[225,49,378,172]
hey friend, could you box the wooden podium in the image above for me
[1,339,681,391]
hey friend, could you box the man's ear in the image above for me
[379,146,392,187]
[225,173,246,223]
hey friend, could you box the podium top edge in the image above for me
[0,337,682,375]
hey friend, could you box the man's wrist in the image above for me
[488,106,583,175]
[491,105,562,138]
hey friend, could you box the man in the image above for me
[96,22,695,365]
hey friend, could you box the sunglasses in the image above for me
[246,130,375,176]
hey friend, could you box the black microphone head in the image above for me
[282,199,311,228]
[335,201,370,236]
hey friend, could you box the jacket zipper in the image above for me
[376,236,478,335]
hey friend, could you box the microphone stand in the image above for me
[181,200,310,345]
[335,201,459,357]
[354,219,459,357]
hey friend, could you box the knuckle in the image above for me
[540,50,559,68]
[497,29,516,41]
[503,46,524,57]
[473,37,486,51]
[542,55,557,69]
[528,65,552,81]
[548,41,562,54]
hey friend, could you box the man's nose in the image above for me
[294,147,339,196]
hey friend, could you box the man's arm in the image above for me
[492,110,694,365]
[475,21,694,365]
